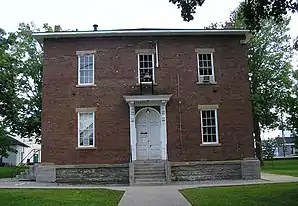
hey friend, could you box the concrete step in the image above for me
[134,166,165,170]
[134,160,165,163]
[16,167,36,181]
[134,178,167,185]
[135,174,166,179]
[134,170,166,175]
[134,164,165,168]
[135,177,166,182]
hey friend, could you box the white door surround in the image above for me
[123,95,172,161]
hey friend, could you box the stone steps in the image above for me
[133,160,167,185]
[16,166,37,181]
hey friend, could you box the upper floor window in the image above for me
[200,108,219,144]
[78,55,94,85]
[78,112,95,147]
[138,53,155,84]
[197,49,215,83]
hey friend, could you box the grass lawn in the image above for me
[262,159,298,177]
[0,166,28,179]
[181,183,298,206]
[0,189,124,206]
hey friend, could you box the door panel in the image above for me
[136,113,149,160]
[136,108,161,160]
[148,111,161,159]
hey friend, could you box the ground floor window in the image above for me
[200,109,219,144]
[78,112,95,147]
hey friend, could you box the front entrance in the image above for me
[136,108,161,160]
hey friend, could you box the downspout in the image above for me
[155,41,159,68]
[177,73,183,161]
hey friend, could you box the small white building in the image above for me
[2,136,41,166]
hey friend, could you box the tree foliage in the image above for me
[0,23,44,147]
[170,0,298,30]
[0,28,19,159]
[9,23,43,143]
[229,6,294,165]
[262,139,280,160]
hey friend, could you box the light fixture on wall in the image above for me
[146,108,150,114]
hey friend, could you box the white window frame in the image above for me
[200,109,219,144]
[77,55,95,85]
[197,52,215,83]
[137,53,155,84]
[77,112,95,148]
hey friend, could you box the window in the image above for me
[78,55,94,85]
[138,53,155,83]
[197,52,215,83]
[200,109,218,144]
[78,112,95,147]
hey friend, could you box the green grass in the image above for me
[181,183,298,206]
[262,159,298,177]
[0,166,28,178]
[0,189,124,206]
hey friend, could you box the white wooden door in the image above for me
[136,108,161,160]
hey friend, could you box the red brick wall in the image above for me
[42,35,254,165]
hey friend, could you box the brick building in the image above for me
[33,27,260,184]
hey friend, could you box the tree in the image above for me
[206,7,295,165]
[248,21,294,165]
[286,74,298,138]
[9,23,43,143]
[0,28,20,160]
[0,23,45,144]
[169,0,298,30]
[231,6,294,165]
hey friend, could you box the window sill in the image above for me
[136,82,157,86]
[76,146,97,150]
[200,143,221,147]
[76,84,97,88]
[196,81,217,85]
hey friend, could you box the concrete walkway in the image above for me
[118,186,191,206]
[1,173,298,206]
[117,173,298,206]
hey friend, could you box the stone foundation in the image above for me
[55,164,129,184]
[171,159,260,182]
[36,159,260,184]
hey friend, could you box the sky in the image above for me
[1,0,297,139]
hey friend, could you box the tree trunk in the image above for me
[253,119,264,166]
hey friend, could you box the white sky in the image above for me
[1,0,297,139]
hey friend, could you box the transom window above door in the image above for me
[78,55,94,85]
[137,53,155,84]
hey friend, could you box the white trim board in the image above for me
[123,95,172,102]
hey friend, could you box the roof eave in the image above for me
[33,29,250,43]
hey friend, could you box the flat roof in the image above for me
[33,28,249,43]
